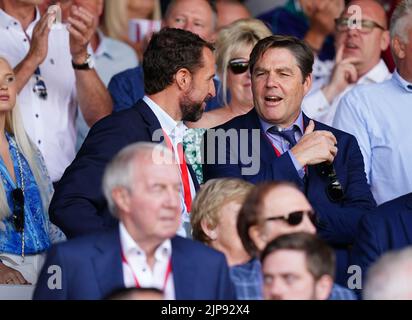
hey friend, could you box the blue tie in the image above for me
[270,126,298,148]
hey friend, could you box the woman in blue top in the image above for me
[0,57,65,285]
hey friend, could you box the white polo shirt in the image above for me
[0,8,77,182]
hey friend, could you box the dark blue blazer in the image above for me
[350,193,412,280]
[50,99,200,238]
[33,229,236,300]
[202,109,376,285]
[108,66,223,112]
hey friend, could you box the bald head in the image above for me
[347,0,388,29]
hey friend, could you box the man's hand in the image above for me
[321,45,360,103]
[67,5,95,64]
[27,11,56,66]
[291,120,338,166]
[0,262,30,285]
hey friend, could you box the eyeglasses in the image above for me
[33,67,48,100]
[228,58,249,75]
[12,188,24,233]
[335,17,386,34]
[0,74,16,86]
[318,163,345,202]
[264,210,316,226]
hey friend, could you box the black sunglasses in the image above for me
[12,188,24,233]
[228,58,249,75]
[318,163,344,202]
[264,210,316,226]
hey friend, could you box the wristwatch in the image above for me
[72,54,95,70]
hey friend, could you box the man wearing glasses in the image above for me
[302,0,391,125]
[203,34,376,285]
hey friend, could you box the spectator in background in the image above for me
[237,182,357,300]
[364,247,412,300]
[262,233,335,300]
[34,143,235,300]
[0,0,112,183]
[258,0,344,62]
[334,0,412,205]
[0,57,65,286]
[186,18,271,183]
[103,0,162,61]
[190,178,259,300]
[303,0,391,125]
[216,0,251,30]
[108,0,220,113]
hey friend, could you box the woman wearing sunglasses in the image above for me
[185,19,272,184]
[0,57,65,286]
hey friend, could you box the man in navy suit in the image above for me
[350,193,412,287]
[203,35,376,284]
[50,28,216,238]
[34,143,235,300]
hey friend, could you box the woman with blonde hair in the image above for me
[0,58,65,285]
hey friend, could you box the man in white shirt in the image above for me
[333,0,412,205]
[0,0,112,181]
[33,142,235,300]
[302,0,391,125]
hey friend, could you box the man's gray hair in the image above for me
[364,247,412,300]
[390,0,412,43]
[102,142,173,217]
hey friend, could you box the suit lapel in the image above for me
[92,228,125,297]
[171,236,196,300]
[134,100,163,141]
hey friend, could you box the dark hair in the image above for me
[249,35,314,82]
[143,28,215,95]
[237,181,299,257]
[105,287,164,300]
[261,232,335,281]
[165,0,218,19]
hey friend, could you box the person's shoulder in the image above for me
[373,193,412,218]
[212,109,258,131]
[110,66,142,83]
[172,236,226,261]
[345,77,394,102]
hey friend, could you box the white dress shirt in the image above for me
[303,59,391,125]
[333,71,412,205]
[143,96,196,237]
[0,9,78,181]
[119,223,175,299]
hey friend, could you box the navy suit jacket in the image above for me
[108,66,223,112]
[50,99,200,238]
[350,193,412,280]
[33,229,236,300]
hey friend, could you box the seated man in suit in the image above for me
[108,0,221,112]
[33,142,235,300]
[203,35,376,284]
[50,28,216,238]
[350,192,412,294]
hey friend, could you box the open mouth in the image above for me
[345,42,359,50]
[265,95,283,105]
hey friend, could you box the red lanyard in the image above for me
[121,250,172,290]
[162,129,192,213]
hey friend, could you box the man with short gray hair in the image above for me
[34,142,235,300]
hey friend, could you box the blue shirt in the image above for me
[333,71,412,205]
[230,258,263,300]
[0,133,51,255]
[108,66,223,112]
[257,0,335,61]
[259,112,305,179]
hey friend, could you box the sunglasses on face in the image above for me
[318,163,345,202]
[264,210,316,226]
[335,17,386,34]
[228,58,249,75]
[12,188,24,233]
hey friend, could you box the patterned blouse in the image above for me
[0,133,64,255]
[184,128,206,185]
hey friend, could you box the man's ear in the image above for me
[314,275,334,300]
[303,73,313,96]
[380,30,390,52]
[200,219,218,241]
[111,187,131,214]
[392,36,406,60]
[175,68,192,91]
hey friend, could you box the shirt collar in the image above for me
[259,111,304,135]
[93,29,114,60]
[143,95,187,140]
[0,7,40,32]
[119,223,172,263]
[392,70,412,93]
[359,59,391,84]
